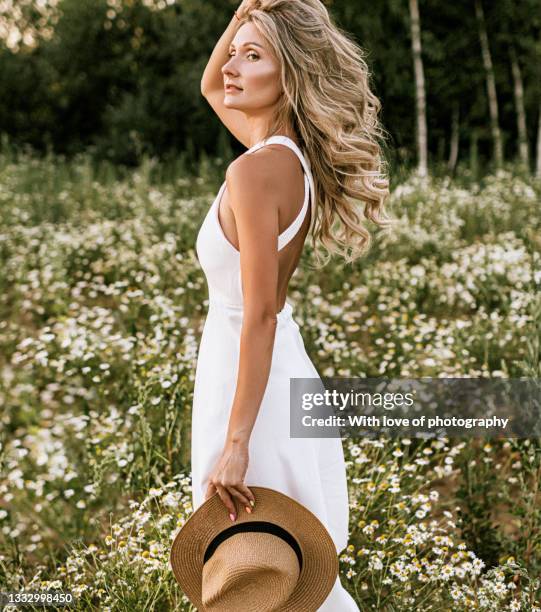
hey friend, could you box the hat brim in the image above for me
[170,485,338,611]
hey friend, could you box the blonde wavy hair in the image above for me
[236,0,395,268]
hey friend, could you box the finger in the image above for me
[226,485,252,508]
[216,484,237,519]
[238,484,256,507]
[204,481,217,502]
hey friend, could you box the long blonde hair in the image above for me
[237,0,394,268]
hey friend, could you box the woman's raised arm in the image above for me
[200,2,253,148]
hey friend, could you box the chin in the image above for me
[224,98,243,109]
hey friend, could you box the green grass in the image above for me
[0,148,540,610]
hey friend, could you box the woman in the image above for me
[191,0,391,609]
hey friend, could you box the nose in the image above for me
[222,57,239,78]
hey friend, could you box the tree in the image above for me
[474,0,503,169]
[408,0,428,177]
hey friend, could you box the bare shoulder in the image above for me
[226,147,297,204]
[226,146,301,208]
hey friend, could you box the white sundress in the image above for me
[190,134,360,611]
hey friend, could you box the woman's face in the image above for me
[221,22,282,112]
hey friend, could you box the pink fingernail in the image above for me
[229,513,236,522]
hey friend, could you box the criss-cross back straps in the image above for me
[245,135,315,251]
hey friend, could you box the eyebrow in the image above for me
[229,42,265,50]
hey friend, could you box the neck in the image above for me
[252,131,300,149]
[246,117,298,148]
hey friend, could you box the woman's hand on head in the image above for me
[237,0,260,19]
[204,440,256,520]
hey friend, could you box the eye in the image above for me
[227,50,260,60]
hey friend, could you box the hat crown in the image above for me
[202,532,300,612]
[170,486,339,611]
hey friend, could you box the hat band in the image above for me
[203,521,304,571]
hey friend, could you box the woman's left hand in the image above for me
[204,440,256,520]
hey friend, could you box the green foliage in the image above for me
[0,0,540,170]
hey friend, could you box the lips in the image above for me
[225,84,243,91]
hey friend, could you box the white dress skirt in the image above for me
[190,135,360,611]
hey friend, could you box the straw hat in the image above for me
[170,485,338,611]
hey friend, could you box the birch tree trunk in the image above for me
[409,0,428,178]
[475,0,504,169]
[509,44,529,171]
[448,102,460,174]
[536,102,541,179]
